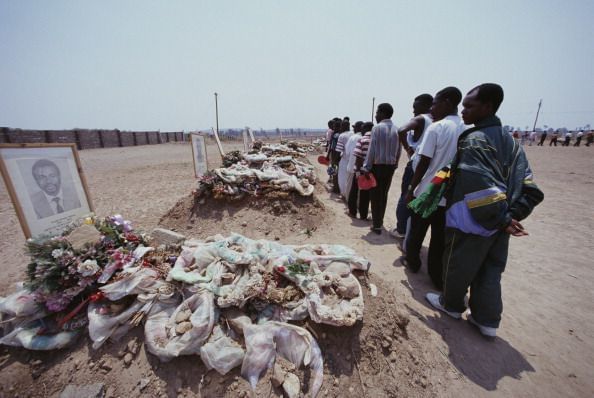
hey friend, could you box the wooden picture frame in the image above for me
[190,133,209,178]
[0,143,94,239]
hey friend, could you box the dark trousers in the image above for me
[331,151,341,194]
[537,134,546,146]
[369,164,396,229]
[550,138,558,146]
[396,161,414,234]
[442,228,510,328]
[574,137,582,146]
[405,206,446,290]
[348,175,370,219]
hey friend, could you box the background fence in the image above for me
[0,128,185,150]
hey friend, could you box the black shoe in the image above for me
[400,256,420,273]
[370,226,382,235]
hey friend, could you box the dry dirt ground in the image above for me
[0,141,593,397]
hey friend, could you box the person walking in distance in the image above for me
[537,130,547,146]
[574,131,584,146]
[549,131,559,146]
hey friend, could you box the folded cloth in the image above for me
[408,166,450,218]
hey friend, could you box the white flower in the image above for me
[51,249,64,259]
[77,259,100,277]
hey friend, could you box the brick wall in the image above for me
[0,128,184,149]
[100,130,120,148]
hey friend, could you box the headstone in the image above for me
[67,224,102,251]
[150,228,185,246]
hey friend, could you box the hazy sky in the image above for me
[1,1,593,131]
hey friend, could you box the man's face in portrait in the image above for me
[33,164,61,195]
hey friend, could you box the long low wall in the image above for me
[0,128,185,150]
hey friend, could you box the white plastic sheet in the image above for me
[200,325,245,375]
[241,321,323,397]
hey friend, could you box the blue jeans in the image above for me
[396,161,414,233]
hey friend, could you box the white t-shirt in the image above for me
[414,114,465,206]
[410,114,433,170]
[577,131,584,137]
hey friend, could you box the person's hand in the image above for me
[505,219,528,237]
[405,190,414,205]
[363,170,370,178]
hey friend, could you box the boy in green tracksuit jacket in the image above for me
[426,83,544,338]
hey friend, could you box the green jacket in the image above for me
[445,115,544,236]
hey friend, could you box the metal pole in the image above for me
[371,97,375,122]
[532,99,542,132]
[214,92,219,136]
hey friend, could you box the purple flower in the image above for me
[43,292,72,312]
[111,214,133,233]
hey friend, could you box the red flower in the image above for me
[89,291,105,302]
[125,233,140,243]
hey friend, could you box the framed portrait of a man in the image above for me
[190,133,209,178]
[0,143,94,239]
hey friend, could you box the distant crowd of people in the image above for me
[324,83,544,339]
[518,129,593,147]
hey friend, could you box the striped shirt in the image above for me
[335,131,352,154]
[362,119,401,171]
[353,131,371,159]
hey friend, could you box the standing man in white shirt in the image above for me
[402,87,465,290]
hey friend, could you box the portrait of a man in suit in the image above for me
[30,159,81,219]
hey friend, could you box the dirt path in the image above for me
[0,142,592,397]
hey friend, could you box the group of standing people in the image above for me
[325,83,544,338]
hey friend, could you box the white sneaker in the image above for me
[425,293,462,319]
[389,228,405,239]
[467,314,497,338]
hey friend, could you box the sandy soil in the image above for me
[0,141,593,397]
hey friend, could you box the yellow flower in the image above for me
[84,217,94,225]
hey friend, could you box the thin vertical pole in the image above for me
[214,92,220,136]
[371,97,375,122]
[532,99,542,132]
